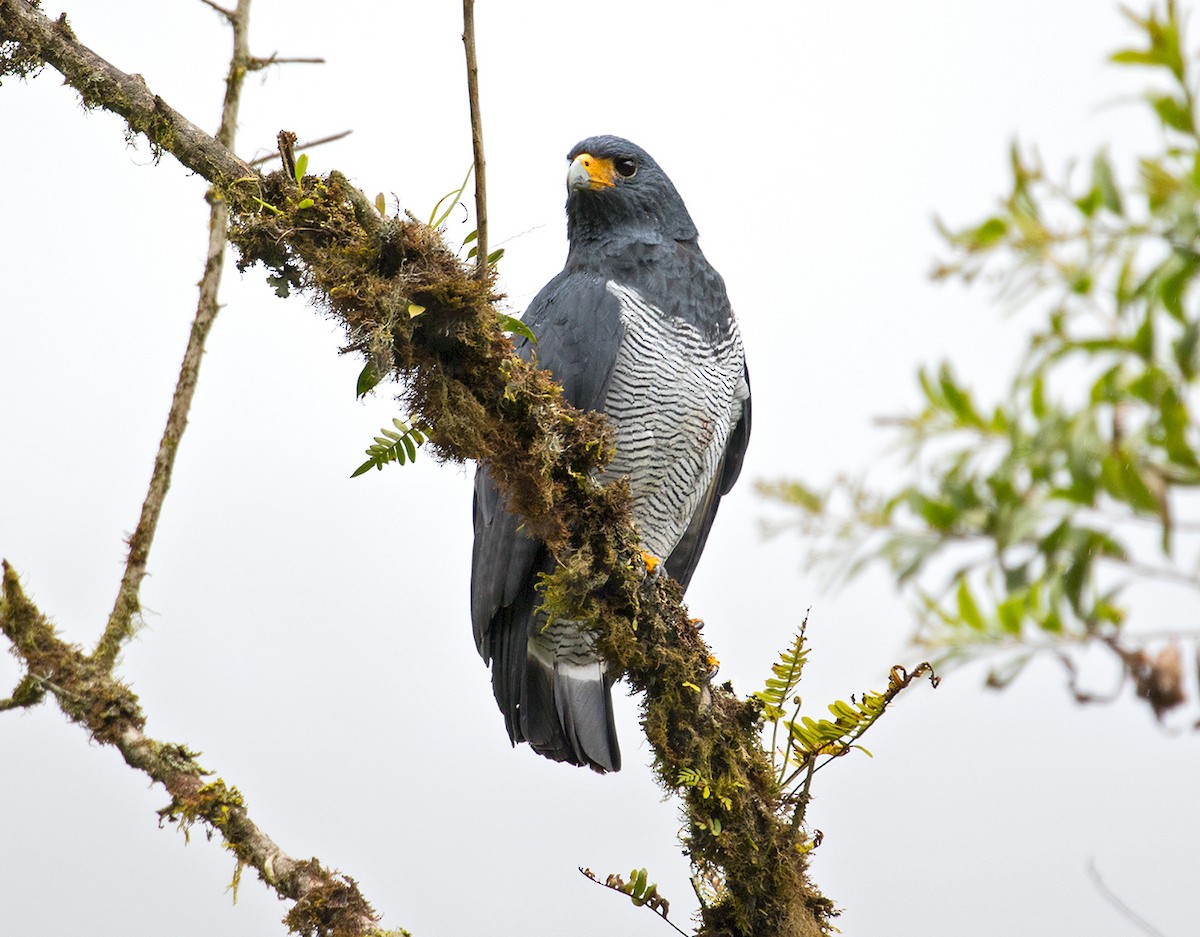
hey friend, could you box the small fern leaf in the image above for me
[754,617,810,713]
[350,416,430,478]
[785,662,940,770]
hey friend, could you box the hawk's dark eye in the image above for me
[614,157,637,178]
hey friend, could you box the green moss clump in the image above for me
[281,860,378,937]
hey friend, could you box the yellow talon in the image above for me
[640,551,662,574]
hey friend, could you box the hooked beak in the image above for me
[567,153,617,192]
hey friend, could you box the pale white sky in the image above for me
[2,2,1198,935]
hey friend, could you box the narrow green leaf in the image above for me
[1110,48,1164,67]
[1030,375,1046,419]
[1151,94,1195,132]
[956,577,985,630]
[968,216,1007,249]
[938,366,983,426]
[1074,187,1100,218]
[429,164,474,228]
[375,192,387,216]
[356,362,382,398]
[496,313,537,344]
[1173,322,1200,379]
[1118,458,1161,513]
[1091,150,1124,214]
[294,153,309,180]
[996,595,1023,635]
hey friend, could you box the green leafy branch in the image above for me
[760,0,1200,720]
[350,417,428,478]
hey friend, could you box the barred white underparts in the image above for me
[600,280,750,561]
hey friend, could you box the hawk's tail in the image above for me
[489,584,621,772]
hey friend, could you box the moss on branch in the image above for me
[223,171,831,936]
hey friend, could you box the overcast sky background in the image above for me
[3,2,1199,935]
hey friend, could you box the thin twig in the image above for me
[249,129,352,165]
[1087,859,1169,937]
[248,52,325,70]
[197,0,234,20]
[462,0,488,278]
[92,0,254,669]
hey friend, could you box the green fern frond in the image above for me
[752,616,810,720]
[350,417,429,478]
[783,663,939,782]
[677,765,742,811]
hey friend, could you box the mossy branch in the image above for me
[1,563,385,936]
[0,3,831,934]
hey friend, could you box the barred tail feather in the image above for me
[485,578,620,772]
[525,644,621,773]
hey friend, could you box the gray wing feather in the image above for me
[470,273,625,771]
[664,366,751,588]
[472,272,625,651]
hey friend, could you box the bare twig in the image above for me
[1087,859,1169,937]
[249,130,352,165]
[248,52,325,70]
[462,0,488,278]
[197,0,235,20]
[92,0,254,670]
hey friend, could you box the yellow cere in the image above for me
[575,153,617,189]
